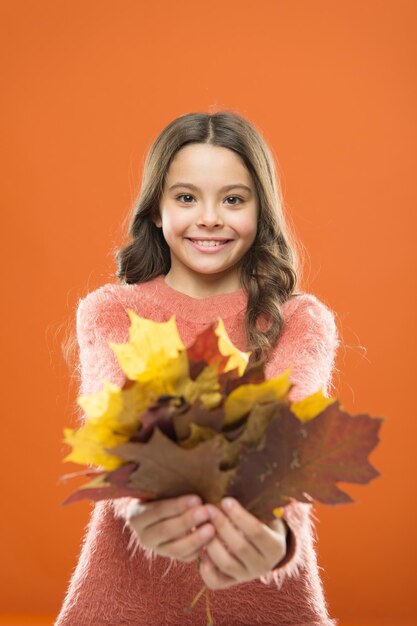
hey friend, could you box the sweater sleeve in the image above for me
[76,288,140,520]
[76,285,129,396]
[76,285,163,560]
[259,293,340,589]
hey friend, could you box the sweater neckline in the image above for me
[146,274,248,323]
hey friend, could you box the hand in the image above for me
[198,497,288,590]
[126,494,215,562]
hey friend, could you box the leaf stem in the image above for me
[184,583,206,613]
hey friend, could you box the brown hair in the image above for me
[116,110,303,366]
[63,110,304,374]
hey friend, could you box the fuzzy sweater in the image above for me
[55,274,340,626]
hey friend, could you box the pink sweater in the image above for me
[56,274,340,626]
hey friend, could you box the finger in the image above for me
[135,502,211,550]
[126,494,201,530]
[204,535,252,580]
[158,523,215,561]
[199,550,237,590]
[218,498,286,562]
[206,505,265,573]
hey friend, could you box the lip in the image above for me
[185,238,233,253]
[186,237,232,242]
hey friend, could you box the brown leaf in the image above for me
[220,401,281,469]
[173,397,226,440]
[226,401,383,522]
[110,427,236,504]
[61,463,155,506]
[131,394,189,443]
[221,361,266,396]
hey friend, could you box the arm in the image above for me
[76,286,145,544]
[260,294,340,587]
[76,285,129,396]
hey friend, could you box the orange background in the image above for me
[1,1,415,624]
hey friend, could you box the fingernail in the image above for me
[221,497,235,511]
[207,505,218,519]
[194,508,208,524]
[200,525,213,539]
[187,496,201,508]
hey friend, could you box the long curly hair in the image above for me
[62,110,305,374]
[115,110,303,367]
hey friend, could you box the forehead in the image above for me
[166,143,254,187]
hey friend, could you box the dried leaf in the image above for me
[173,397,226,440]
[61,464,155,505]
[111,427,236,504]
[220,401,281,469]
[226,401,383,521]
[109,312,186,381]
[223,368,293,425]
[290,388,337,422]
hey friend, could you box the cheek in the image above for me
[229,212,257,241]
[161,208,190,237]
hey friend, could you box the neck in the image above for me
[163,268,243,299]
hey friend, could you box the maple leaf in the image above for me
[220,401,281,469]
[290,388,337,422]
[177,363,223,409]
[109,312,186,382]
[131,394,189,443]
[221,361,266,396]
[63,379,149,469]
[173,397,226,440]
[61,463,156,506]
[223,368,294,425]
[63,423,127,470]
[178,423,220,449]
[226,401,384,522]
[185,322,230,375]
[213,318,251,375]
[110,427,236,504]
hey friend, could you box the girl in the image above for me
[56,111,340,625]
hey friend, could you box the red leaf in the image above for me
[186,323,229,375]
[226,401,383,521]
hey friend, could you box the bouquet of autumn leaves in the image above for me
[62,310,383,522]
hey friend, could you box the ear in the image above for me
[152,213,162,228]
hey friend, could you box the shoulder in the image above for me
[277,292,340,357]
[76,283,135,337]
[283,292,337,333]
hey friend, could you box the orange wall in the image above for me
[1,1,415,624]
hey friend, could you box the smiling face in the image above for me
[154,143,259,296]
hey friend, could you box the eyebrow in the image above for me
[168,182,253,194]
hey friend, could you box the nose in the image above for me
[196,203,224,228]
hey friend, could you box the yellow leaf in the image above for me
[215,318,251,376]
[178,423,219,449]
[224,368,293,425]
[63,425,125,470]
[290,389,337,422]
[179,363,222,408]
[77,381,123,423]
[78,380,150,433]
[109,311,185,381]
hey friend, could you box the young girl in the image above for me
[56,111,340,625]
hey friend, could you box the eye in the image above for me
[176,194,195,203]
[225,196,244,205]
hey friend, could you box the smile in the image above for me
[186,238,233,253]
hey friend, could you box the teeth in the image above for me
[191,240,227,247]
